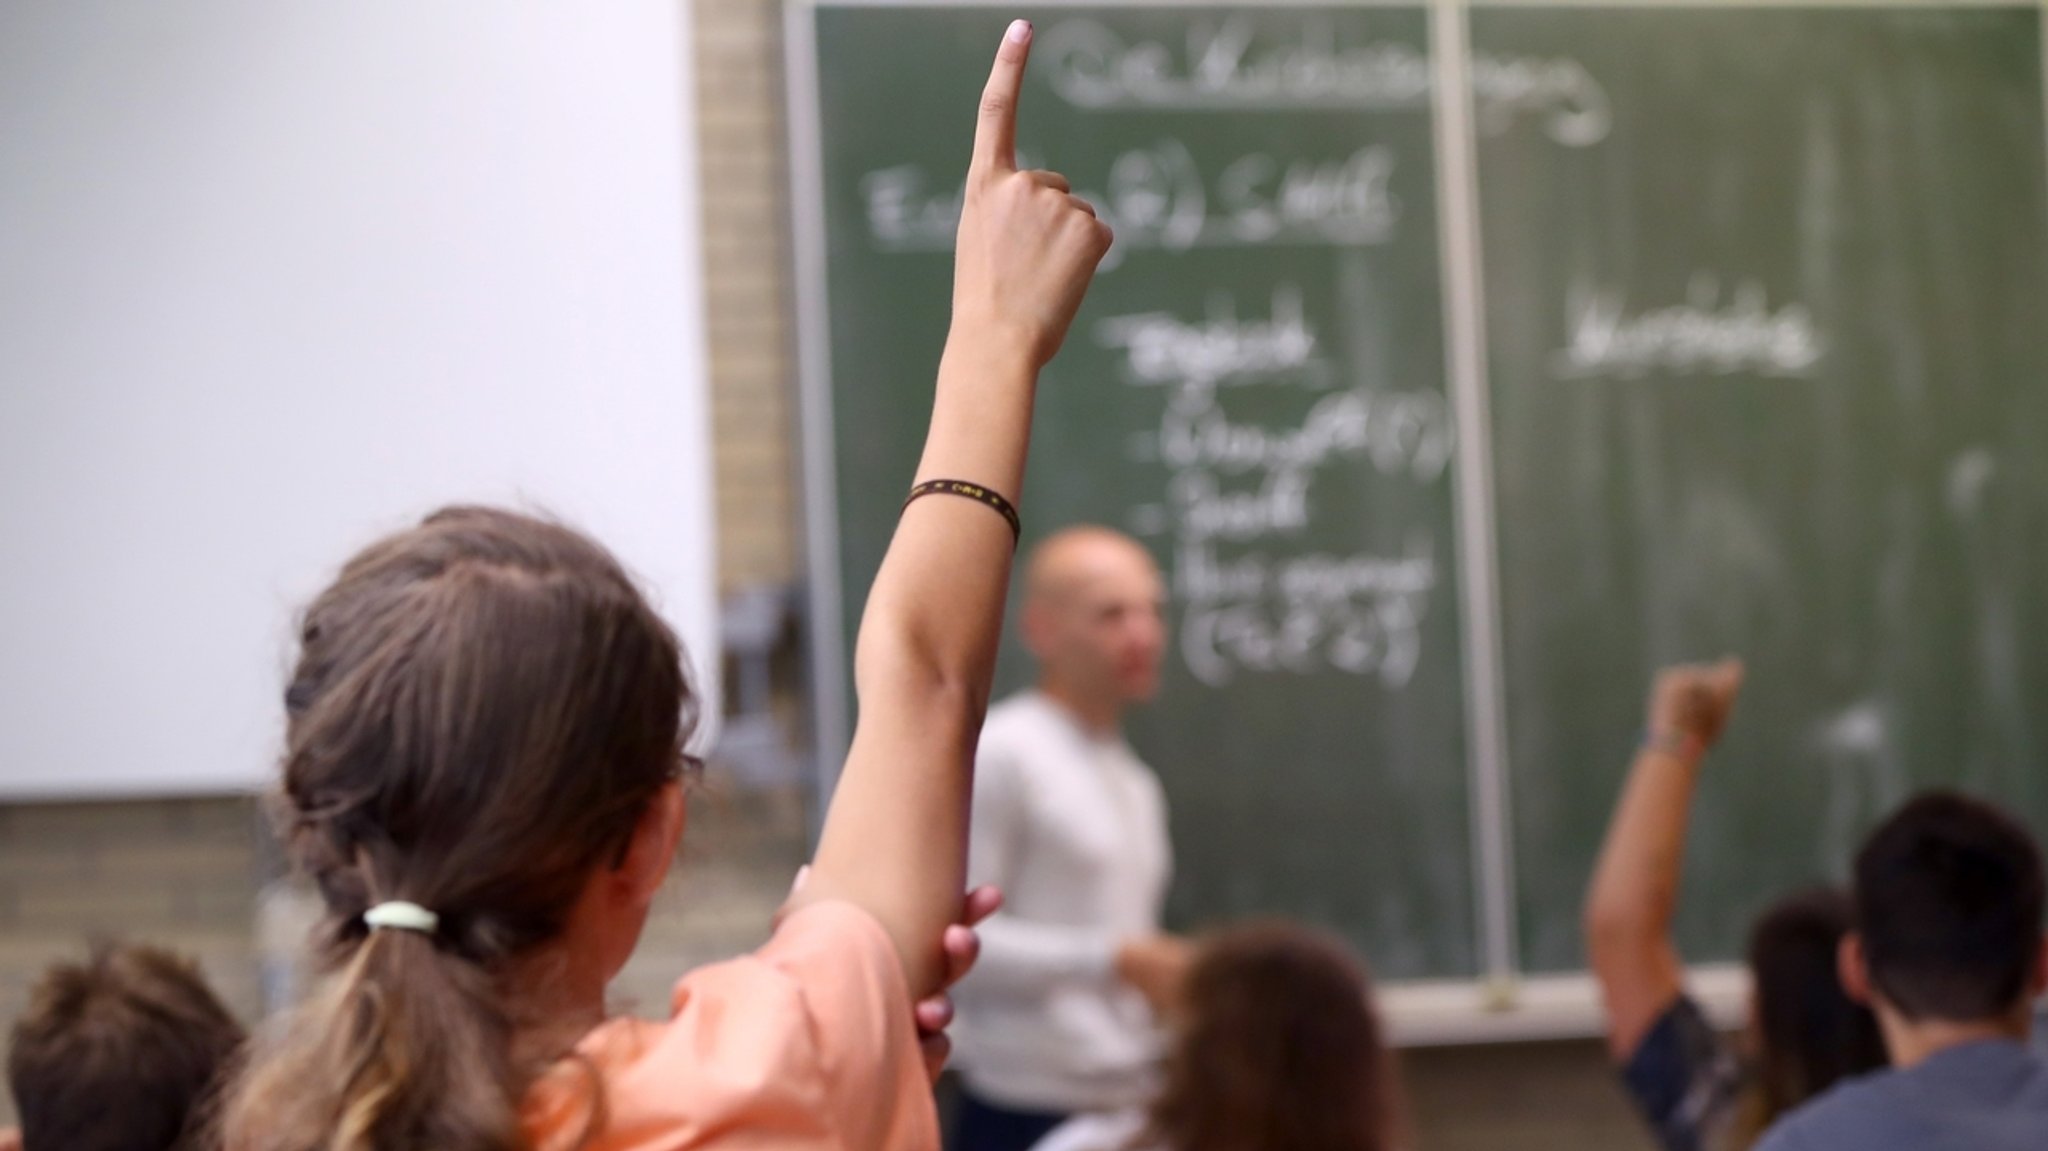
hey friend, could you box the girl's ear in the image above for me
[617,780,685,906]
[1838,932,1874,1006]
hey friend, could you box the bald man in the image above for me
[951,527,1192,1151]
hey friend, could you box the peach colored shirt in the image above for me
[524,902,936,1151]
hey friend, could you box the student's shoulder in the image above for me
[1753,1070,1902,1151]
[527,903,933,1150]
[1751,1099,1829,1151]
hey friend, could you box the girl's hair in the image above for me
[1140,922,1405,1151]
[222,506,694,1151]
[1730,887,1887,1146]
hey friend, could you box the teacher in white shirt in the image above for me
[952,526,1193,1151]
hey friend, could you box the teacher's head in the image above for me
[1023,526,1166,719]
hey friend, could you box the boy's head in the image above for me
[6,944,245,1151]
[1846,792,2048,1026]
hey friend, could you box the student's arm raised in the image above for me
[1583,659,1744,1060]
[789,20,1112,998]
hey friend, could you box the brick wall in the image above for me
[1407,1039,1654,1150]
[0,799,264,1017]
[0,800,266,1128]
[0,782,806,1129]
[697,0,802,597]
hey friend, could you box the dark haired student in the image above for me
[6,944,246,1151]
[1030,922,1408,1151]
[1754,792,2048,1150]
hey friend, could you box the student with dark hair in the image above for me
[1029,922,1407,1151]
[1740,889,1887,1129]
[219,21,1111,1151]
[6,943,246,1151]
[1586,662,1887,1151]
[1754,791,2048,1150]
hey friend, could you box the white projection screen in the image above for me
[0,1,720,799]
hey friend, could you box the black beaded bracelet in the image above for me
[903,478,1022,544]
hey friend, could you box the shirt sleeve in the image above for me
[556,902,937,1151]
[970,915,1119,990]
[753,903,935,1148]
[965,735,1119,993]
[1619,994,1744,1151]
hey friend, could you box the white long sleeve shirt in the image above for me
[954,690,1174,1113]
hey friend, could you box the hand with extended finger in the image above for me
[951,20,1113,369]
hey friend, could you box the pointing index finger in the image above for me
[973,19,1032,175]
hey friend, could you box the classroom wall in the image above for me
[0,800,266,1052]
[0,2,1654,1144]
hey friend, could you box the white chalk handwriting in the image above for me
[1096,285,1324,393]
[1039,16,1610,147]
[1176,539,1437,689]
[1160,388,1452,484]
[861,141,1400,259]
[1551,274,1828,380]
[1082,285,1452,689]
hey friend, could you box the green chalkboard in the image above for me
[1473,6,2048,972]
[805,4,1480,979]
[796,1,2048,987]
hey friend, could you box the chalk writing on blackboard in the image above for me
[1093,287,1449,688]
[1550,274,1828,380]
[1039,16,1610,147]
[1178,539,1437,688]
[1096,284,1325,392]
[863,142,1401,259]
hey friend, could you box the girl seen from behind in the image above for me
[223,21,1110,1151]
[1033,922,1407,1151]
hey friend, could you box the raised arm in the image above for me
[792,21,1113,997]
[1584,659,1744,1059]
